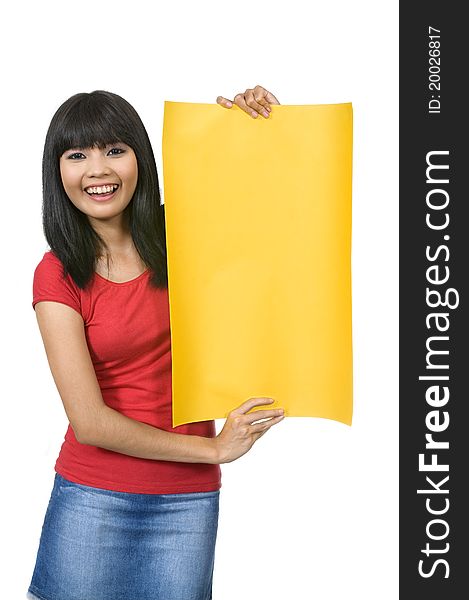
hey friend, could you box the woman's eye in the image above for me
[66,147,124,160]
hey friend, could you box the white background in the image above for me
[1,1,398,598]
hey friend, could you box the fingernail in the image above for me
[226,101,232,107]
[251,111,258,118]
[262,110,269,118]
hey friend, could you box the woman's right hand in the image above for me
[214,397,285,464]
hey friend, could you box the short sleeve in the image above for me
[32,251,82,316]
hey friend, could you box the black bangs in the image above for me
[52,91,136,157]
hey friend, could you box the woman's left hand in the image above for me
[216,85,280,118]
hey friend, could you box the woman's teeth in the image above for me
[86,184,118,195]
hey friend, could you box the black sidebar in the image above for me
[400,2,468,597]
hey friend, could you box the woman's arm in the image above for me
[34,301,218,464]
[34,302,284,465]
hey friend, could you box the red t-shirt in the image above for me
[32,250,222,494]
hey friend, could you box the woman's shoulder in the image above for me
[32,249,82,314]
[33,249,74,284]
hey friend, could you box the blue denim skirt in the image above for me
[27,473,220,600]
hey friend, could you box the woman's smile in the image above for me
[84,183,120,202]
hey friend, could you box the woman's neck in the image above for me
[89,213,134,256]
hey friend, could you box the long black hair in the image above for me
[42,90,168,289]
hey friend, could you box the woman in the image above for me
[27,85,284,600]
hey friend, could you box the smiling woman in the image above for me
[28,90,222,600]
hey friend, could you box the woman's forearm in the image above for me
[76,404,219,464]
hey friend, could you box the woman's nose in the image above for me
[86,152,112,176]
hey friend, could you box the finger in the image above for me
[216,95,233,108]
[250,415,285,434]
[232,397,275,415]
[265,91,280,105]
[245,408,284,425]
[232,92,256,118]
[245,89,270,118]
[254,426,273,441]
[253,85,280,106]
[252,85,274,113]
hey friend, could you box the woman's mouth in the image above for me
[84,184,119,201]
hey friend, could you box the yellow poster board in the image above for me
[162,101,353,427]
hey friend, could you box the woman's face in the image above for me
[59,142,138,227]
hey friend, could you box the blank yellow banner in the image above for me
[162,101,353,427]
